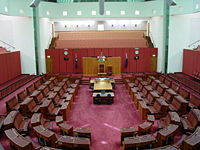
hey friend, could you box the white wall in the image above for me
[39,18,52,73]
[54,20,147,31]
[0,14,36,74]
[0,15,53,75]
[150,12,200,73]
[149,16,164,72]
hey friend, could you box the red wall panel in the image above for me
[0,51,21,84]
[182,49,200,75]
[45,48,158,74]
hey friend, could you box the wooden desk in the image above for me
[152,145,180,150]
[58,123,73,136]
[121,126,137,142]
[157,124,179,146]
[138,121,153,135]
[33,125,57,147]
[138,101,149,120]
[93,80,113,91]
[182,127,200,150]
[5,128,34,150]
[57,136,90,149]
[83,57,121,76]
[123,134,156,150]
[74,128,91,139]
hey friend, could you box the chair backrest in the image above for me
[48,102,55,113]
[172,97,182,109]
[34,80,41,88]
[159,75,165,82]
[27,84,35,95]
[164,78,172,87]
[14,112,23,129]
[17,90,27,102]
[179,87,190,99]
[188,109,200,128]
[151,80,158,89]
[6,97,18,111]
[107,66,112,75]
[190,94,200,107]
[153,100,162,111]
[99,64,105,73]
[171,82,180,92]
[43,86,50,96]
[28,99,37,112]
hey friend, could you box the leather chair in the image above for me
[181,109,200,132]
[6,96,20,112]
[107,66,112,76]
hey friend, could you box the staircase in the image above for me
[145,36,154,48]
[49,37,57,49]
[80,79,90,85]
[115,79,124,84]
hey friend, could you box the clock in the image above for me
[64,51,68,55]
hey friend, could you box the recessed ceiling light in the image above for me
[92,11,96,15]
[4,6,8,12]
[120,10,125,15]
[195,4,199,9]
[63,11,67,16]
[19,9,24,14]
[106,10,111,15]
[97,24,104,31]
[77,11,82,16]
[152,10,156,14]
[46,11,50,15]
[135,10,140,15]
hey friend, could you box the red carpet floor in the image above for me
[0,83,143,150]
[67,85,143,150]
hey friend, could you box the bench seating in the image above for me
[181,126,200,150]
[188,94,200,109]
[3,111,30,134]
[169,95,188,115]
[181,109,200,132]
[158,112,180,129]
[33,125,58,147]
[5,128,35,150]
[40,100,61,120]
[17,90,28,102]
[20,97,40,116]
[148,98,169,119]
[6,96,20,112]
[31,113,52,129]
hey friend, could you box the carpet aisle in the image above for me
[67,84,143,150]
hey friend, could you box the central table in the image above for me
[91,78,115,104]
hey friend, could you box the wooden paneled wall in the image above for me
[182,49,200,75]
[0,51,21,84]
[82,57,121,76]
[45,48,158,74]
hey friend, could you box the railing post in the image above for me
[32,7,40,75]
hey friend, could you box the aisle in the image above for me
[67,84,143,150]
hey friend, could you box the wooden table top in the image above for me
[124,134,156,146]
[90,78,115,84]
[5,128,31,148]
[93,80,113,90]
[184,127,200,146]
[158,124,179,139]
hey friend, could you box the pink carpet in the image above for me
[0,82,143,150]
[67,85,143,150]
